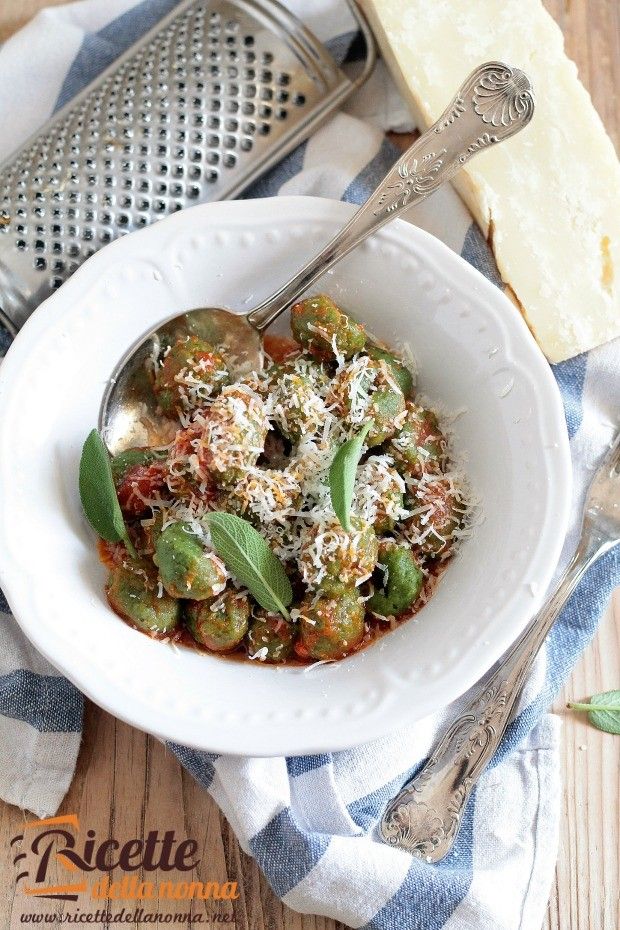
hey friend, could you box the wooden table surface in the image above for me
[0,2,618,929]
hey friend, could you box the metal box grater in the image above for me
[0,0,375,334]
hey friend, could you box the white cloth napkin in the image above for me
[0,3,618,929]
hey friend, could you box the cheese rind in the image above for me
[359,0,620,362]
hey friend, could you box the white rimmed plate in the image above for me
[0,197,571,755]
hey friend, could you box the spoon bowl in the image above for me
[101,306,262,454]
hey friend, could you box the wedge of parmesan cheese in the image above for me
[358,0,620,362]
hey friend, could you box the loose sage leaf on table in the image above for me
[329,423,372,531]
[79,429,136,558]
[568,690,620,735]
[205,512,292,619]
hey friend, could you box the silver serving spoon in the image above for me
[101,62,534,454]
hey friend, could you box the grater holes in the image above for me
[0,1,327,291]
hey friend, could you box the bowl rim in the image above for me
[0,196,572,755]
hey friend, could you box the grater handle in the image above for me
[247,61,534,332]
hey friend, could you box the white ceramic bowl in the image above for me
[0,197,571,755]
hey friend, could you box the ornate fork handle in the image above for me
[380,528,615,861]
[247,61,534,332]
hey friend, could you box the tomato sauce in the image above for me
[98,541,448,667]
[263,333,299,363]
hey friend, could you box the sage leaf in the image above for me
[329,423,372,531]
[568,690,620,735]
[205,512,292,619]
[79,430,136,558]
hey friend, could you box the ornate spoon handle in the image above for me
[247,61,534,333]
[380,532,612,861]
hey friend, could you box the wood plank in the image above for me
[543,591,620,930]
[0,0,70,43]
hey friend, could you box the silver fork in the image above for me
[380,430,620,860]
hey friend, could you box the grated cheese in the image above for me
[127,326,478,642]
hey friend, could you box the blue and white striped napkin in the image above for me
[1,3,618,928]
